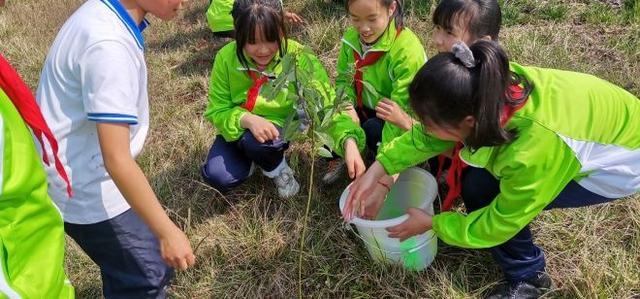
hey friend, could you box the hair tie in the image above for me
[452,41,476,68]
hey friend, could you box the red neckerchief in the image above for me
[241,70,269,112]
[437,84,527,211]
[0,54,73,198]
[352,27,403,120]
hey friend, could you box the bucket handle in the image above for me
[342,222,436,255]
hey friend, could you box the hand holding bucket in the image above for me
[340,167,439,271]
[344,161,390,220]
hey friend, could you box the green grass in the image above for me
[1,0,640,297]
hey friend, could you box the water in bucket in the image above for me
[339,167,438,271]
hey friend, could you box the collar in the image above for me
[342,19,401,57]
[100,0,150,50]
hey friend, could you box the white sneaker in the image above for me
[263,159,300,198]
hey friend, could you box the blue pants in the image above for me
[461,167,618,282]
[357,107,384,153]
[201,129,288,192]
[65,209,174,299]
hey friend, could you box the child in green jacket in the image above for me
[345,40,640,299]
[323,0,427,184]
[0,54,74,298]
[202,0,333,198]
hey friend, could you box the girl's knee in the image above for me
[200,161,244,192]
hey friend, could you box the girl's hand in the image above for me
[241,113,280,143]
[375,98,413,130]
[386,208,432,241]
[344,138,366,179]
[343,161,389,220]
[284,11,305,25]
[158,225,196,271]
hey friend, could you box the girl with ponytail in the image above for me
[345,40,640,298]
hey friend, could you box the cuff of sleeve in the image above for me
[237,111,248,128]
[376,150,400,175]
[337,131,365,156]
[87,113,138,125]
[432,213,443,236]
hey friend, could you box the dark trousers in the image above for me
[357,107,384,153]
[461,167,618,282]
[201,129,288,193]
[65,209,174,299]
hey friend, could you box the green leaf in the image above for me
[314,131,334,150]
[360,80,382,101]
[316,146,333,158]
[283,115,301,142]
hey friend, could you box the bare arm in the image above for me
[97,123,195,270]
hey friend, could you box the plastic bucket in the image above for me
[339,167,438,271]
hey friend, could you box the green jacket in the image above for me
[0,88,74,298]
[206,0,234,33]
[327,20,427,156]
[204,39,334,141]
[377,63,640,249]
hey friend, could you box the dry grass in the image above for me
[1,0,639,297]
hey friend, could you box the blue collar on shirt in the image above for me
[99,0,150,50]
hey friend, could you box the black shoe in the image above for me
[486,272,553,299]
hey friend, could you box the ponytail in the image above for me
[409,40,532,150]
[466,40,514,148]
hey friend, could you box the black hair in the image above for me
[231,0,288,69]
[347,0,405,29]
[433,0,501,41]
[408,40,532,150]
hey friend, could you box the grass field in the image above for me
[1,0,639,297]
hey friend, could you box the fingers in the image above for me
[270,125,280,140]
[186,252,196,267]
[254,133,266,143]
[354,161,365,179]
[344,184,357,219]
[177,257,189,271]
[347,160,355,179]
[386,224,409,240]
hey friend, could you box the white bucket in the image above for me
[339,167,438,271]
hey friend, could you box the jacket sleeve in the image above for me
[203,52,248,141]
[377,124,455,175]
[388,36,427,113]
[432,125,582,248]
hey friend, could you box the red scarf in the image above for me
[352,27,403,119]
[438,84,527,211]
[241,70,269,112]
[0,54,73,197]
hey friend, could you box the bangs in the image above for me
[245,11,282,44]
[432,0,477,31]
[232,0,288,68]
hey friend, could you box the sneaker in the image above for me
[322,158,346,185]
[265,160,300,198]
[486,272,553,299]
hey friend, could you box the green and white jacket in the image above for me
[377,62,640,249]
[204,39,334,141]
[327,21,427,156]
